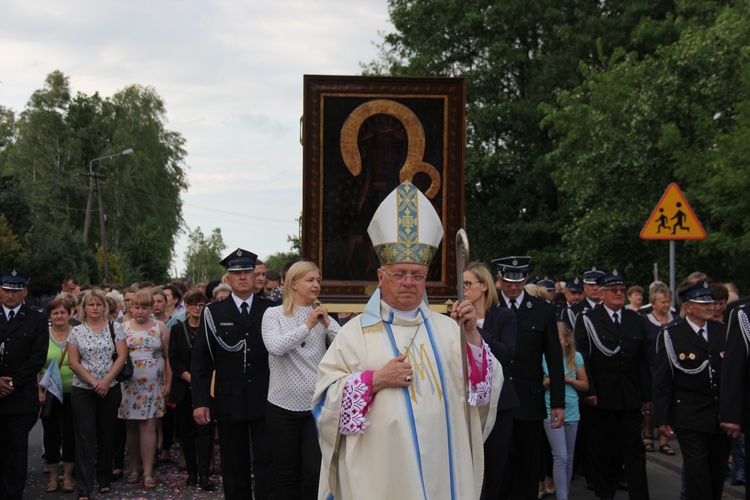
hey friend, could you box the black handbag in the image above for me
[40,394,55,418]
[109,321,134,382]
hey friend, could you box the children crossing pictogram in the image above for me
[640,184,706,240]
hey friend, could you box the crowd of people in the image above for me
[500,268,746,500]
[0,182,748,500]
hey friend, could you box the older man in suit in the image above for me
[192,249,276,500]
[0,270,49,500]
[575,270,652,500]
[654,281,728,500]
[492,256,565,500]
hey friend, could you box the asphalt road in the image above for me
[25,420,223,499]
[22,420,747,499]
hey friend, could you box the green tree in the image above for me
[0,172,34,237]
[26,221,99,294]
[265,234,301,272]
[542,2,750,288]
[366,0,681,277]
[0,214,27,271]
[184,227,227,284]
[0,71,188,285]
[0,105,15,151]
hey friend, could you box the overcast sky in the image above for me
[0,0,393,276]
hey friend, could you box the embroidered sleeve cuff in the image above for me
[466,341,493,407]
[339,371,374,435]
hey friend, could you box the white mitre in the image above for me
[367,180,444,267]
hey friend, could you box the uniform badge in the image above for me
[688,353,696,360]
[237,249,243,256]
[11,270,17,276]
[512,259,518,266]
[679,353,686,360]
[527,302,532,309]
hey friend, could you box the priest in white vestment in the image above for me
[313,181,503,500]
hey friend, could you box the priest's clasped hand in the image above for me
[372,353,414,393]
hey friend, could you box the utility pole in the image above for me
[95,173,110,282]
[82,148,134,280]
[83,176,95,244]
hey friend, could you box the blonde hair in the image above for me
[465,261,499,311]
[557,321,577,373]
[78,289,109,323]
[535,285,550,300]
[282,261,320,316]
[131,289,154,307]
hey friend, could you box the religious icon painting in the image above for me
[301,75,466,303]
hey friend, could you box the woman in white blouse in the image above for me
[67,289,128,500]
[261,261,340,500]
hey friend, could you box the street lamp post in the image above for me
[83,148,134,283]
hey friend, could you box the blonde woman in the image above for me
[261,261,340,499]
[117,290,171,490]
[465,261,518,499]
[68,289,128,499]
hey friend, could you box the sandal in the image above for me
[63,477,75,493]
[643,436,655,452]
[659,444,677,455]
[46,479,59,493]
[127,471,140,484]
[143,476,157,491]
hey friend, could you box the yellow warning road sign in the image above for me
[640,183,706,240]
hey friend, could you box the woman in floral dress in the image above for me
[118,290,171,490]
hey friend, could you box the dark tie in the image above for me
[698,328,706,342]
[241,302,249,323]
[7,310,14,323]
[613,312,621,334]
[509,299,518,311]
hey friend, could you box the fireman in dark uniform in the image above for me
[191,249,276,499]
[574,270,651,500]
[0,270,49,500]
[655,281,728,500]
